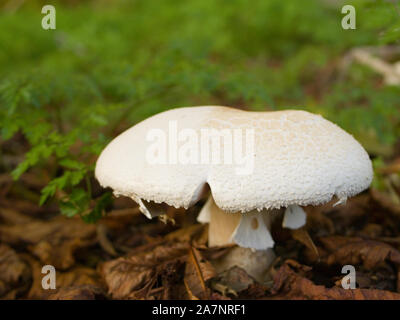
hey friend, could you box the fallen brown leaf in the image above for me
[184,246,215,299]
[0,198,49,218]
[47,284,106,300]
[0,216,96,270]
[271,260,400,300]
[319,236,400,269]
[0,244,31,299]
[165,223,207,245]
[24,254,102,299]
[0,207,35,225]
[211,266,254,297]
[100,241,189,299]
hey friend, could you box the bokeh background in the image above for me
[1,0,399,151]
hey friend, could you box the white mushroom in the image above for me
[95,106,373,283]
[197,196,277,281]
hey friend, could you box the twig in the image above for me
[340,46,400,85]
[188,246,208,299]
[96,223,118,256]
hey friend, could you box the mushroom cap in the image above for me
[95,106,373,214]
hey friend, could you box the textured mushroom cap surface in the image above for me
[95,106,373,213]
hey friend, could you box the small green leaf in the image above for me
[81,192,112,223]
[60,201,80,217]
[59,159,85,170]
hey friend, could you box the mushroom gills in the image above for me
[282,205,307,229]
[231,212,275,250]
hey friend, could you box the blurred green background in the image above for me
[0,0,399,220]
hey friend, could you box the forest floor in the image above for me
[2,0,400,301]
[1,142,400,300]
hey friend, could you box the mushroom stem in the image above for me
[212,246,276,283]
[198,196,279,282]
[208,198,242,247]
